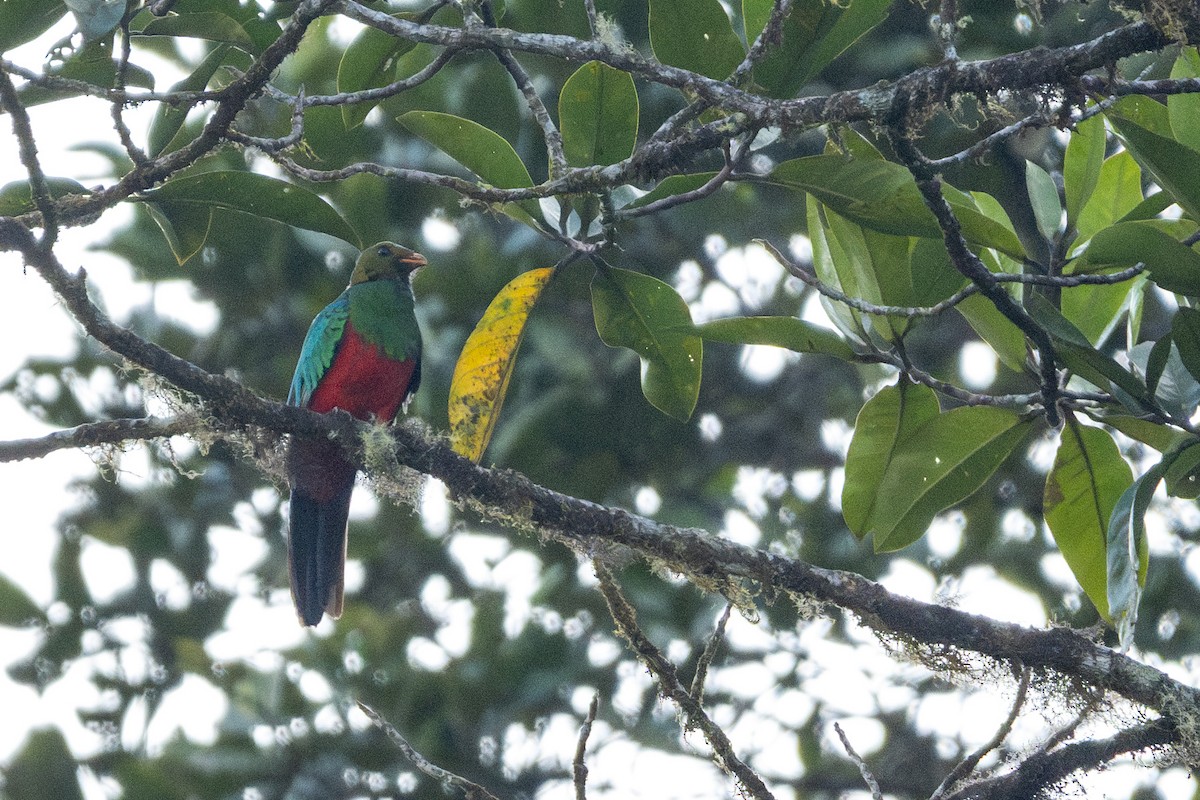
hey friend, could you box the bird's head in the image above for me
[350,242,428,285]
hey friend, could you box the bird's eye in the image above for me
[377,245,390,257]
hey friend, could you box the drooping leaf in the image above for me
[0,0,67,52]
[648,0,744,80]
[449,267,555,462]
[398,110,540,225]
[842,379,939,537]
[1169,48,1200,154]
[771,156,1025,258]
[136,12,259,52]
[592,267,702,421]
[1079,221,1200,296]
[143,200,214,265]
[1108,109,1200,222]
[1026,294,1153,409]
[808,194,868,343]
[1063,113,1108,226]
[0,178,92,216]
[1098,413,1189,453]
[695,315,855,360]
[957,248,1027,372]
[139,172,361,257]
[337,15,417,129]
[559,61,638,168]
[1165,440,1200,499]
[1172,307,1200,383]
[1044,418,1133,621]
[1107,461,1162,648]
[1026,160,1063,240]
[867,405,1031,551]
[743,0,890,97]
[147,45,230,157]
[1074,150,1142,244]
[1128,338,1200,421]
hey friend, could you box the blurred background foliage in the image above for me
[3,1,1197,799]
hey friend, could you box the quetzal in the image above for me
[286,242,426,626]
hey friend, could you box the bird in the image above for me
[286,242,426,626]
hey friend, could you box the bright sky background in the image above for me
[2,10,1197,800]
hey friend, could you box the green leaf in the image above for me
[0,178,92,216]
[842,379,939,537]
[559,61,638,167]
[1063,113,1107,226]
[1129,338,1200,421]
[0,573,43,626]
[1164,440,1200,499]
[1074,150,1142,244]
[136,12,259,52]
[0,0,67,52]
[1026,294,1152,408]
[771,156,1025,258]
[143,200,213,265]
[398,110,540,225]
[808,194,868,342]
[1173,307,1200,383]
[871,406,1031,551]
[957,248,1027,372]
[626,172,718,209]
[6,728,85,800]
[1108,109,1200,222]
[1169,47,1200,154]
[1107,462,1161,647]
[743,0,890,97]
[1044,419,1133,621]
[1079,221,1200,296]
[648,0,744,80]
[592,267,702,421]
[337,15,417,130]
[140,172,361,254]
[147,45,230,157]
[1098,413,1189,453]
[695,315,855,360]
[1026,160,1062,240]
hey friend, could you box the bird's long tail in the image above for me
[287,438,356,626]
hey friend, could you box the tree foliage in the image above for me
[3,0,1200,797]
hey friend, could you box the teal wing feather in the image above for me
[288,292,350,407]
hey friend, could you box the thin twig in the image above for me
[0,68,58,245]
[730,0,794,85]
[832,722,884,800]
[594,562,776,800]
[690,604,732,703]
[112,15,150,167]
[573,693,599,800]
[931,668,1031,800]
[357,701,503,800]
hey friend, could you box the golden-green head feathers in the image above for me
[350,242,427,285]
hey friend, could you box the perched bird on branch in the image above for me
[286,242,425,626]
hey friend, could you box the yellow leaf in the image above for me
[449,267,555,462]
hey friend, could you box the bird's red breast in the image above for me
[307,321,418,422]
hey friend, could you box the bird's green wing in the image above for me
[288,292,350,407]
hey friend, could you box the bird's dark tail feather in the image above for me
[288,476,354,626]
